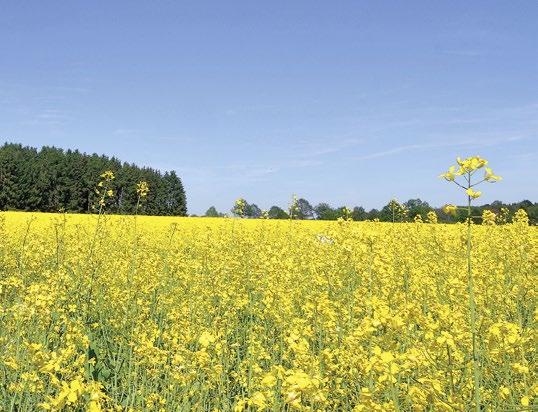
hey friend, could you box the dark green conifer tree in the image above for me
[0,142,187,216]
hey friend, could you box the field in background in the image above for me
[0,211,536,411]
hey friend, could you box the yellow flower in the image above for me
[198,331,215,348]
[249,392,267,409]
[88,400,102,412]
[100,170,115,181]
[484,167,501,182]
[261,374,277,387]
[513,209,529,225]
[233,198,247,217]
[426,211,438,223]
[136,181,150,198]
[466,188,481,199]
[499,386,510,399]
[380,351,394,363]
[439,166,456,181]
[234,400,248,412]
[482,210,496,225]
[442,204,458,216]
[52,378,84,408]
[468,156,488,171]
[512,362,529,374]
[68,379,83,403]
[454,155,488,174]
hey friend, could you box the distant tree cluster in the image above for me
[203,197,537,225]
[442,199,537,225]
[0,143,187,215]
[204,206,226,218]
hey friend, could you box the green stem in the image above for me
[85,199,105,321]
[466,175,481,411]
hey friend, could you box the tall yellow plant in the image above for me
[86,170,116,319]
[440,156,501,411]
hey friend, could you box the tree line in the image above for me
[203,197,537,224]
[0,143,187,216]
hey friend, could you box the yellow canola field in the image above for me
[0,211,536,411]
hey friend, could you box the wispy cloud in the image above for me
[356,144,431,160]
[218,157,324,181]
[356,135,530,161]
[152,135,197,144]
[19,108,71,127]
[53,86,90,94]
[185,136,366,185]
[297,137,364,159]
[441,49,486,57]
[508,151,538,161]
[36,109,68,121]
[113,128,141,136]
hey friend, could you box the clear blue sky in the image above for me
[1,1,537,214]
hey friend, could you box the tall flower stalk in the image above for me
[132,180,149,256]
[85,170,115,320]
[440,156,501,410]
[288,194,300,220]
[232,198,247,218]
[135,181,149,216]
[89,170,116,258]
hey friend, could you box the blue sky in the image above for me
[1,1,537,214]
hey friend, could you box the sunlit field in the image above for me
[0,211,536,411]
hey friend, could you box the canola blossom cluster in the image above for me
[0,211,536,411]
[440,156,501,201]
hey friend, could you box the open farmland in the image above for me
[0,211,536,411]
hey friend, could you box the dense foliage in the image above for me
[0,212,535,410]
[0,143,187,216]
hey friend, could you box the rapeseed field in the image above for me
[0,208,536,411]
